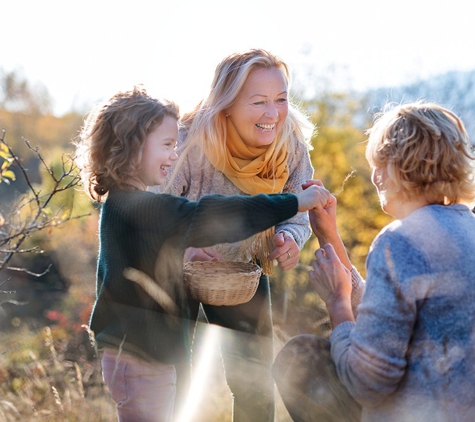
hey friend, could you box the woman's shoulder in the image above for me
[285,134,313,181]
[288,131,311,150]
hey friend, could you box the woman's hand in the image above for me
[310,243,355,327]
[184,247,221,262]
[268,232,299,271]
[302,180,338,239]
[303,180,353,270]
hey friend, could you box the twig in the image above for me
[332,169,356,196]
[0,131,88,278]
[4,264,52,277]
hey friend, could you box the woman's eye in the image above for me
[253,101,266,106]
[276,98,287,104]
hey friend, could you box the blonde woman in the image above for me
[155,48,366,421]
[274,101,475,421]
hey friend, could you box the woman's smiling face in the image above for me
[225,67,289,148]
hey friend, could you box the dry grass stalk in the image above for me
[333,169,356,196]
[123,267,179,314]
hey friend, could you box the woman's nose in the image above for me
[264,102,279,118]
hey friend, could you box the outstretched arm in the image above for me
[302,180,352,269]
[303,180,365,316]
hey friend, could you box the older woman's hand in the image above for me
[302,180,338,239]
[302,180,353,271]
[268,232,300,271]
[310,243,355,327]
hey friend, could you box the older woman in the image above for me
[273,101,475,421]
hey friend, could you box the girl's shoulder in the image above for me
[107,188,188,212]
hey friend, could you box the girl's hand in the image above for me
[268,232,299,271]
[296,183,333,212]
[184,247,221,262]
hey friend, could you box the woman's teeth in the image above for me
[256,124,275,131]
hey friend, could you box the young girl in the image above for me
[75,86,332,422]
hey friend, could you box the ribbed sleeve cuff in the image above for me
[330,320,356,342]
[350,266,365,317]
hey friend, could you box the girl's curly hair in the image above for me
[75,86,179,202]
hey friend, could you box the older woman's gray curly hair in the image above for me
[365,101,475,205]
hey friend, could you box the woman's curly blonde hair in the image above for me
[75,86,179,202]
[365,101,475,205]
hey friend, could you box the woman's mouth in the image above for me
[255,123,276,132]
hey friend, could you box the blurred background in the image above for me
[1,0,474,420]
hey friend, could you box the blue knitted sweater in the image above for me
[331,204,475,421]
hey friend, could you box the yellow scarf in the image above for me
[203,118,290,274]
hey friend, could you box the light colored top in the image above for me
[331,204,475,422]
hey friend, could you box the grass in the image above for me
[0,324,116,421]
[0,266,329,421]
[0,322,300,421]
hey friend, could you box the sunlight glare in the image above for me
[177,324,220,422]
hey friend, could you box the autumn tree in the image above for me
[0,70,91,326]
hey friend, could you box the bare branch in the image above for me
[0,299,28,307]
[0,130,89,281]
[0,246,42,254]
[5,264,52,277]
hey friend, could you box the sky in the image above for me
[3,0,475,117]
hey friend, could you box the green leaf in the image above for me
[2,170,16,181]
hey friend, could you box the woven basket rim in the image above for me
[183,261,262,306]
[184,260,261,271]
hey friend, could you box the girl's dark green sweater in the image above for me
[90,187,298,364]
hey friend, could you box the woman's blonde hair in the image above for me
[366,100,475,204]
[75,86,179,202]
[168,48,314,186]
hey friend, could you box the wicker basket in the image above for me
[183,261,262,306]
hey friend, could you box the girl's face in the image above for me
[225,67,288,147]
[136,115,178,188]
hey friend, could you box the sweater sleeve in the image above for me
[330,232,422,406]
[179,193,299,248]
[275,136,314,249]
[350,266,365,317]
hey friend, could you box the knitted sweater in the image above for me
[331,204,475,421]
[151,130,365,309]
[89,187,298,364]
[151,130,314,260]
